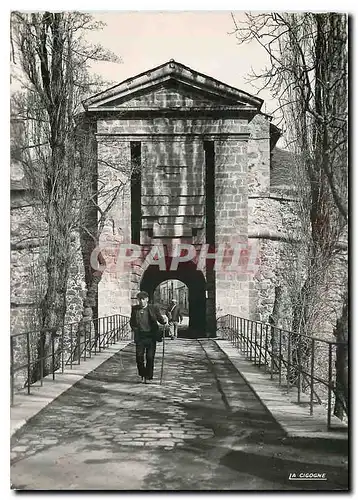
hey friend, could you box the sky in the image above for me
[85,11,277,115]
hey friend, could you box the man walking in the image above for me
[166,299,183,340]
[130,291,168,383]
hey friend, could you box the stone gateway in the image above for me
[78,59,292,337]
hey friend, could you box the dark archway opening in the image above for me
[140,261,207,338]
[153,279,189,336]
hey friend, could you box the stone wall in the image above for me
[215,139,249,317]
[10,160,46,334]
[247,184,347,337]
[65,232,87,326]
[141,139,205,242]
[247,114,270,196]
[11,149,88,393]
[11,166,87,333]
[97,117,248,136]
[96,137,132,318]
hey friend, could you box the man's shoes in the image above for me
[144,378,153,384]
[170,335,174,340]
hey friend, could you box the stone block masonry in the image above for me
[215,139,249,318]
[97,138,132,318]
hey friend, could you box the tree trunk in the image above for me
[31,204,72,382]
[333,289,348,420]
[269,285,282,372]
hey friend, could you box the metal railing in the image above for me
[217,314,348,430]
[10,313,131,406]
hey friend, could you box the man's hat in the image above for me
[137,291,149,299]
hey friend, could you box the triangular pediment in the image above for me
[83,60,263,112]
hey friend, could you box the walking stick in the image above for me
[160,324,166,385]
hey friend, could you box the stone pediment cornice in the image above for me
[83,59,263,112]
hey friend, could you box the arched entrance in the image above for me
[140,261,207,338]
[153,279,189,336]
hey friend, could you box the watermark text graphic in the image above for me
[89,242,260,276]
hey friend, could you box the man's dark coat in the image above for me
[166,304,183,323]
[130,304,166,340]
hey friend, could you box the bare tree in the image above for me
[231,12,348,418]
[10,11,121,378]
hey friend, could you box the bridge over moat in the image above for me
[10,313,348,491]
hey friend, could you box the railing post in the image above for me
[327,343,333,430]
[270,326,274,379]
[297,335,301,404]
[238,317,241,350]
[10,336,14,406]
[78,327,81,364]
[70,323,73,369]
[243,318,246,355]
[287,332,291,389]
[244,318,249,358]
[89,320,92,358]
[94,319,97,354]
[231,316,233,346]
[84,323,87,361]
[250,321,253,361]
[51,331,55,380]
[97,319,100,352]
[264,324,268,372]
[254,322,257,365]
[40,332,44,386]
[61,325,65,374]
[310,339,315,415]
[246,319,249,356]
[258,323,263,367]
[279,329,282,385]
[236,318,239,350]
[26,332,31,394]
[239,317,242,351]
[240,318,246,356]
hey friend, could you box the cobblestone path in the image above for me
[11,339,348,491]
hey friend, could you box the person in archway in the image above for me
[166,299,183,340]
[130,291,168,384]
